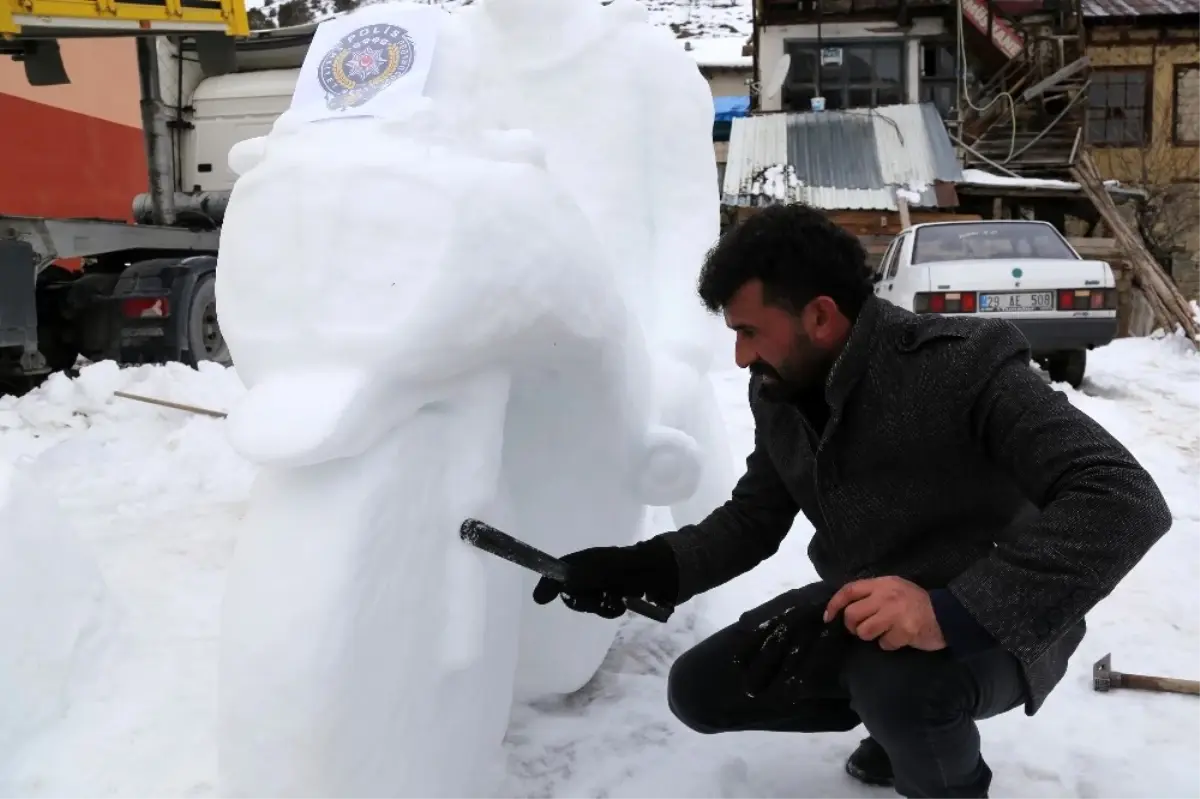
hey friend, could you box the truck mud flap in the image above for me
[0,240,44,375]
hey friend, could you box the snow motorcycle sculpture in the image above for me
[214,1,734,796]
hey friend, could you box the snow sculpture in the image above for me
[0,461,111,759]
[462,0,736,527]
[450,0,737,699]
[214,1,733,795]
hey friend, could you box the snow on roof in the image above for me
[680,36,752,69]
[958,168,1145,197]
[1081,0,1199,17]
[959,169,1082,190]
[247,0,753,41]
[723,104,963,211]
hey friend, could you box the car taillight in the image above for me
[1056,288,1116,311]
[122,297,170,318]
[914,292,977,314]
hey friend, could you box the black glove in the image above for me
[532,537,679,619]
[734,581,854,699]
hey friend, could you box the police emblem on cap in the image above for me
[318,24,416,111]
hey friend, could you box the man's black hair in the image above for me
[697,203,874,320]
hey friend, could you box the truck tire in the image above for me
[185,275,231,367]
[1047,349,1086,389]
[35,265,82,374]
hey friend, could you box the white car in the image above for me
[873,219,1118,388]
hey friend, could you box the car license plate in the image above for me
[978,291,1054,312]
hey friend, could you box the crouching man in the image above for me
[532,204,1173,798]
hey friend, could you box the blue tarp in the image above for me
[713,95,750,122]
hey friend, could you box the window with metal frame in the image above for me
[781,40,906,112]
[1173,64,1199,147]
[919,39,958,120]
[1087,68,1151,147]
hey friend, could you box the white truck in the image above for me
[0,15,313,390]
[872,219,1119,388]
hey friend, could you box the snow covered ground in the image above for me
[0,336,1197,798]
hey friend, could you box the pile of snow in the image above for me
[0,461,113,757]
[0,360,251,795]
[0,360,252,514]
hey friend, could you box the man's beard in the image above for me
[750,335,830,402]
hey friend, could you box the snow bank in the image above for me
[0,461,113,757]
[0,360,253,512]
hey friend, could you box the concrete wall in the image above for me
[704,69,750,97]
[699,66,752,185]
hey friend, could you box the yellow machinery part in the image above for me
[1,0,249,37]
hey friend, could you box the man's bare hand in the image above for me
[823,576,947,652]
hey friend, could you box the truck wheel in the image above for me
[35,265,82,373]
[185,276,231,367]
[1048,349,1086,389]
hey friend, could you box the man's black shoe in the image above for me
[845,736,894,787]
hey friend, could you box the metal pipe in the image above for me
[136,37,178,227]
[132,191,230,226]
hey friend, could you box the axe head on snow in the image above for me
[1093,653,1200,696]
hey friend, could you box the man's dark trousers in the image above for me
[666,591,1028,798]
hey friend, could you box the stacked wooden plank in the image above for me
[1071,153,1200,346]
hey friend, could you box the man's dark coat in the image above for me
[661,295,1173,713]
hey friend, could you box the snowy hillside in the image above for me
[0,335,1198,797]
[245,0,751,39]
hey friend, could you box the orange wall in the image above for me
[0,39,146,221]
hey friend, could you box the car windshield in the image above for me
[912,222,1078,265]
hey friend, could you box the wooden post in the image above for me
[112,390,228,418]
[896,195,912,230]
[1071,152,1199,345]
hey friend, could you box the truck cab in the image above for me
[0,10,318,390]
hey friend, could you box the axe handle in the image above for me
[1120,673,1200,695]
[459,518,674,623]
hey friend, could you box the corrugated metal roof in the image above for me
[1081,0,1199,16]
[721,103,963,211]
